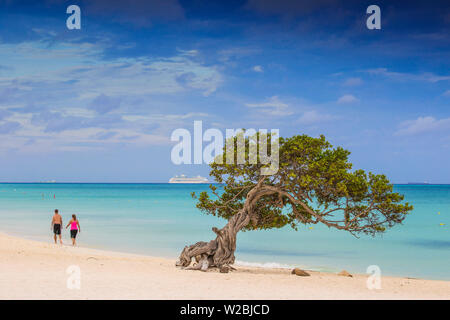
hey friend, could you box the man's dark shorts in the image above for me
[53,224,61,235]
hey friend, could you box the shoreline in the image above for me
[0,232,449,299]
[0,229,307,271]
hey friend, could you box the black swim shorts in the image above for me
[53,224,61,235]
[70,229,78,239]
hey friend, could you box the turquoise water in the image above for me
[0,183,448,280]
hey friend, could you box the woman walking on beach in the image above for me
[66,214,81,246]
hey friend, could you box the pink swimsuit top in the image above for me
[71,221,78,230]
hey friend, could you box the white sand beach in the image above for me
[0,232,448,300]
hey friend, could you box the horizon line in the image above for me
[0,182,449,185]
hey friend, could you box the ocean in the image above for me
[0,183,448,280]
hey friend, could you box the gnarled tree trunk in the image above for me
[176,179,267,272]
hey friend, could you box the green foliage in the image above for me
[193,133,413,236]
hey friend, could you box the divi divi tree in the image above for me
[176,133,413,272]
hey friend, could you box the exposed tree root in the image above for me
[176,179,268,272]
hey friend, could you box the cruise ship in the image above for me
[168,174,209,184]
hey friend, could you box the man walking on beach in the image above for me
[51,209,63,245]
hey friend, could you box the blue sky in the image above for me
[0,0,449,183]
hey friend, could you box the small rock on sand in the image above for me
[338,270,353,277]
[291,268,310,276]
[220,266,230,273]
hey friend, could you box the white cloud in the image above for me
[337,94,358,104]
[177,49,199,57]
[395,116,450,136]
[0,41,223,97]
[367,68,450,83]
[0,38,225,154]
[298,110,335,125]
[121,112,209,122]
[245,96,293,116]
[218,47,261,63]
[253,65,263,72]
[61,56,222,97]
[343,77,363,86]
[443,90,450,97]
